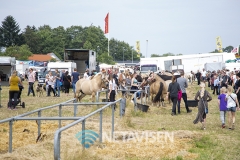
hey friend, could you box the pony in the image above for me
[142,75,169,106]
[75,72,108,102]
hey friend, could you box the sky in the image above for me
[0,0,239,57]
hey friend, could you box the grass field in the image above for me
[0,81,240,160]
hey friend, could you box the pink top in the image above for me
[28,72,35,82]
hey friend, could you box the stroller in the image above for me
[8,84,25,109]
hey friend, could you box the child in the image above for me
[225,86,240,130]
[218,87,227,128]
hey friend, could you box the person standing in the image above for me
[166,76,181,116]
[218,87,228,128]
[108,74,117,104]
[177,72,192,114]
[55,69,61,97]
[213,75,220,95]
[225,86,240,130]
[221,71,228,88]
[8,71,23,110]
[63,71,71,96]
[196,70,201,85]
[83,70,89,79]
[27,68,35,97]
[71,68,80,97]
[193,83,212,130]
[47,71,56,97]
[130,73,139,103]
[201,69,207,83]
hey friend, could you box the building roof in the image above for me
[28,54,52,61]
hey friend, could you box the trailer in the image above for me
[47,62,77,76]
[140,52,236,73]
[0,56,16,82]
[64,49,96,75]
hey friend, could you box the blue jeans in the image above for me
[72,82,76,94]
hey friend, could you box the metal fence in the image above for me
[0,85,149,159]
[53,98,126,160]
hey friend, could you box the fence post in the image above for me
[82,120,85,150]
[9,120,13,153]
[111,104,114,140]
[59,104,62,128]
[106,90,109,102]
[74,99,77,117]
[134,92,137,112]
[99,110,102,143]
[0,83,2,108]
[38,110,41,136]
[120,98,126,117]
[96,91,99,102]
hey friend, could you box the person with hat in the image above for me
[193,82,212,130]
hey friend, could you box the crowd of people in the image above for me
[5,66,240,131]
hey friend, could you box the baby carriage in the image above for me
[8,85,25,109]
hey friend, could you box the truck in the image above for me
[139,58,160,73]
[64,49,96,75]
[140,52,236,73]
[0,56,16,82]
[47,62,77,76]
[16,62,29,75]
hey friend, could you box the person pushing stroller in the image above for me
[8,71,23,110]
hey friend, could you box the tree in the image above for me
[22,25,41,53]
[151,54,161,57]
[223,46,234,53]
[3,44,33,60]
[0,15,24,47]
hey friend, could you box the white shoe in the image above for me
[131,100,134,103]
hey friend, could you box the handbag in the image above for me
[178,90,182,100]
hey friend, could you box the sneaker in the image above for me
[171,112,176,116]
[228,128,232,130]
[187,110,192,113]
[131,100,134,103]
[13,108,17,110]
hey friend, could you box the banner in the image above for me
[216,36,223,52]
[231,46,239,53]
[104,13,109,34]
[136,41,140,57]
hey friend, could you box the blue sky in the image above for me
[0,0,239,57]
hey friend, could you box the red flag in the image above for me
[104,13,109,34]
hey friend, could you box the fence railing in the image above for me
[0,98,76,153]
[53,98,126,160]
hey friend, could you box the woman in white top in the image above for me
[108,74,117,102]
[83,70,89,79]
[225,86,240,130]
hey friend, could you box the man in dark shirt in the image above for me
[221,71,228,88]
[195,70,201,85]
[71,68,80,97]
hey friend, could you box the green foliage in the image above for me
[3,44,32,60]
[0,15,24,47]
[151,54,161,57]
[50,58,57,62]
[98,52,115,64]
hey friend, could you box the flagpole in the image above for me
[108,33,109,56]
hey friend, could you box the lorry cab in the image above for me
[140,64,159,74]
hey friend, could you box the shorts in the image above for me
[227,107,236,112]
[202,76,206,81]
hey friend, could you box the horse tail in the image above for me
[153,82,163,103]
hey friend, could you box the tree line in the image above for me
[0,15,140,64]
